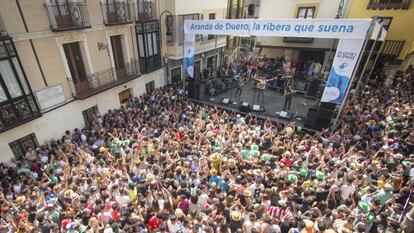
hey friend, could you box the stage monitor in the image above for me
[222,98,230,104]
[252,105,261,111]
[242,102,249,107]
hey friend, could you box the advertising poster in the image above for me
[321,39,365,104]
[183,34,195,78]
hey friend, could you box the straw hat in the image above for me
[15,196,26,205]
[384,184,393,192]
[231,211,241,221]
[175,208,184,218]
[210,169,218,176]
[243,189,252,197]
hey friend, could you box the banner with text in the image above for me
[184,34,195,79]
[184,19,371,39]
[321,39,365,104]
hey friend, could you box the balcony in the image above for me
[135,0,157,21]
[44,2,91,32]
[0,14,8,38]
[73,61,140,99]
[367,0,411,10]
[283,37,314,43]
[102,0,133,25]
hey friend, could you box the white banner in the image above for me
[321,39,365,104]
[184,18,371,39]
[183,34,196,78]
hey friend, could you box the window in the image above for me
[177,14,200,43]
[166,15,174,43]
[376,17,393,31]
[136,20,162,73]
[0,39,40,132]
[9,133,39,159]
[208,13,216,40]
[145,80,155,94]
[297,7,315,18]
[82,105,99,125]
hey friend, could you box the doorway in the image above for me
[63,42,88,92]
[171,66,182,85]
[119,88,132,104]
[110,35,126,79]
[207,55,217,69]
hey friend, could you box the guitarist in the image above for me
[283,82,295,111]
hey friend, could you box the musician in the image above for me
[252,74,278,105]
[235,75,246,98]
[283,82,295,111]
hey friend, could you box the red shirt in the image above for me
[148,216,161,230]
[177,132,184,141]
[111,209,120,222]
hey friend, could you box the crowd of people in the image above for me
[0,64,413,233]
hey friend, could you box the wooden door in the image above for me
[63,42,88,91]
[111,35,126,79]
[119,89,132,104]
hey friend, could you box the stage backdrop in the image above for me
[183,18,371,105]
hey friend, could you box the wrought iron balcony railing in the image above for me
[102,0,133,25]
[367,0,411,10]
[135,0,157,21]
[44,2,91,32]
[74,60,140,99]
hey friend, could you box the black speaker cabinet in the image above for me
[306,79,322,98]
[187,82,205,100]
[304,106,318,128]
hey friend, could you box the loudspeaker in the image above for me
[304,106,318,128]
[320,102,336,111]
[313,116,332,130]
[194,64,201,83]
[239,102,251,113]
[318,108,335,119]
[187,82,205,100]
[306,79,321,98]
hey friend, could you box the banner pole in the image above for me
[331,21,375,130]
[354,17,382,96]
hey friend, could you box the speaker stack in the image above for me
[304,102,336,131]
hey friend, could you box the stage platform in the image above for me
[196,80,319,131]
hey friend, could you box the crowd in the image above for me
[0,64,413,233]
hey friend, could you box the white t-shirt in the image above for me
[198,193,209,210]
[167,220,181,233]
[340,183,355,200]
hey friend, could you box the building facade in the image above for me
[346,0,414,70]
[0,0,167,162]
[254,0,351,71]
[160,0,228,83]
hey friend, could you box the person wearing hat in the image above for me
[230,210,244,232]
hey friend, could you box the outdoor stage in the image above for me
[198,80,319,128]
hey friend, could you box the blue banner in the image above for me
[321,39,365,104]
[183,34,195,79]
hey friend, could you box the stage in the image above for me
[198,80,319,128]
